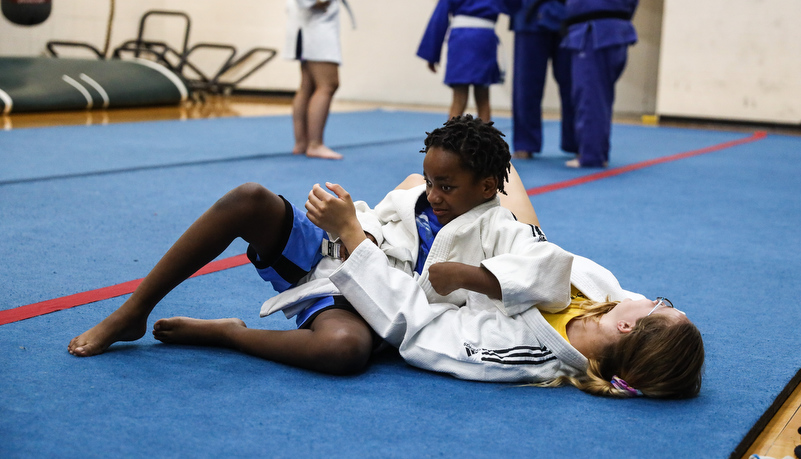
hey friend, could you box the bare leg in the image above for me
[69,183,375,374]
[395,173,424,190]
[498,163,540,227]
[68,183,289,357]
[473,85,491,121]
[153,317,247,347]
[304,61,342,160]
[292,63,314,155]
[153,308,373,375]
[449,85,469,120]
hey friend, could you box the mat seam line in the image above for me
[0,136,429,186]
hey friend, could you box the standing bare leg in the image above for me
[449,85,469,120]
[304,61,342,159]
[292,63,314,155]
[474,85,491,122]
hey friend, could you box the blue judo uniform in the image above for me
[417,0,509,87]
[562,0,638,167]
[508,0,575,155]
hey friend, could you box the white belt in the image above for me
[450,15,495,29]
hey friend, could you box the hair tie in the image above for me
[611,376,642,397]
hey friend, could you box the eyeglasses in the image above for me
[647,297,674,316]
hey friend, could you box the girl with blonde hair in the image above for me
[305,167,704,398]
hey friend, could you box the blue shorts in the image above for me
[248,196,359,329]
[247,196,382,339]
[247,196,325,294]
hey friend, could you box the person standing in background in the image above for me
[561,0,638,168]
[285,0,343,160]
[508,0,576,160]
[416,0,510,122]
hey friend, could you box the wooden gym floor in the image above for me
[2,94,799,458]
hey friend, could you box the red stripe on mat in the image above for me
[0,254,251,326]
[1,131,768,326]
[528,131,768,196]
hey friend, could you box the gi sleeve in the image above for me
[416,0,452,64]
[479,219,573,315]
[330,241,576,382]
[353,200,384,246]
[481,242,573,315]
[330,240,453,348]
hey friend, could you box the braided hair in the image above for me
[420,115,511,195]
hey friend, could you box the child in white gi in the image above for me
[307,176,705,399]
[69,115,571,377]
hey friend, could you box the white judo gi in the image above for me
[259,186,645,383]
[261,185,573,320]
[285,0,342,64]
[328,240,644,383]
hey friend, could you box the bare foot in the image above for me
[153,317,246,348]
[512,150,533,159]
[292,143,307,155]
[306,144,343,160]
[68,306,149,357]
[566,158,608,168]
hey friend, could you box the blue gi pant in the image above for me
[512,30,576,154]
[570,30,630,167]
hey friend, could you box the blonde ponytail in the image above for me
[532,312,705,399]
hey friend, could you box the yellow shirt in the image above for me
[540,287,587,344]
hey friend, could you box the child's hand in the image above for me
[306,182,356,233]
[428,262,502,299]
[305,183,366,253]
[428,262,467,296]
[427,62,437,73]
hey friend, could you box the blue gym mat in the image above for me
[1,110,799,458]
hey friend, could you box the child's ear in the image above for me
[617,320,635,334]
[481,176,498,199]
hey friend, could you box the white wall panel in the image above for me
[657,0,801,124]
[1,0,663,114]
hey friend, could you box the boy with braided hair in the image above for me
[70,115,572,376]
[302,115,703,398]
[320,114,570,314]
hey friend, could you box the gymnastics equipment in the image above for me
[2,6,277,114]
[48,9,277,96]
[0,56,189,114]
[112,10,277,96]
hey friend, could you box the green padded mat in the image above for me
[0,57,188,114]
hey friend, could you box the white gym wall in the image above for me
[3,0,796,124]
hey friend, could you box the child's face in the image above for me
[422,146,497,225]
